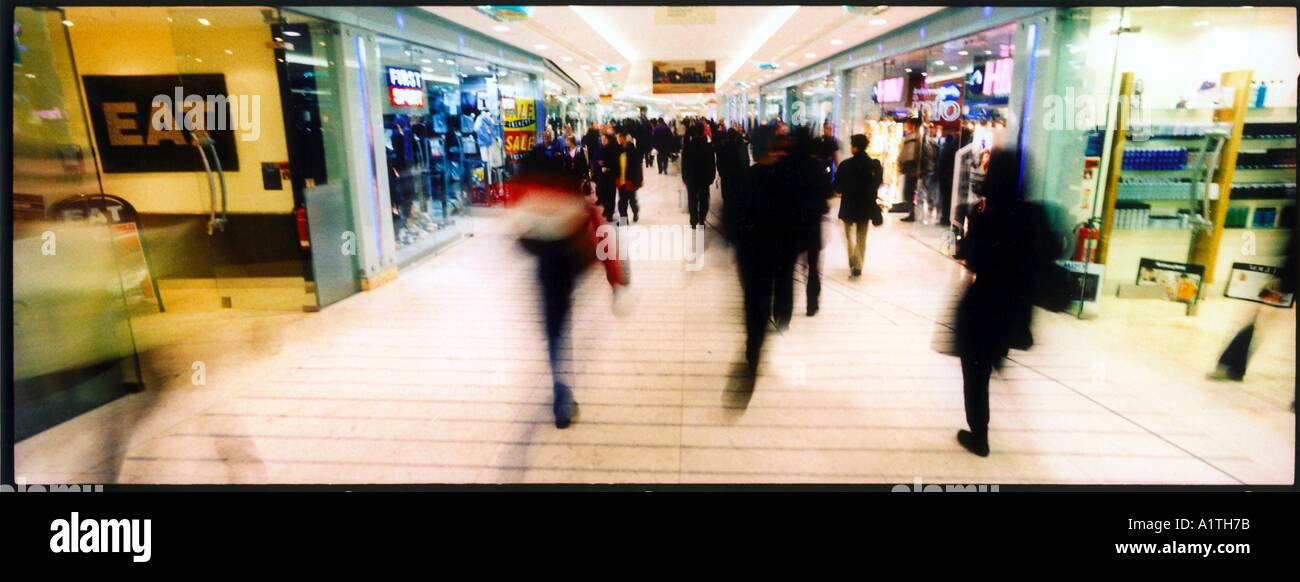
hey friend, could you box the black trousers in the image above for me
[1217,323,1255,379]
[795,223,823,313]
[736,242,777,368]
[771,243,798,329]
[596,182,617,222]
[657,152,669,174]
[535,240,579,390]
[686,181,711,227]
[617,186,640,221]
[960,354,993,442]
[903,174,918,215]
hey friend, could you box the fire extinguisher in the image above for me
[1073,219,1099,262]
[295,205,311,251]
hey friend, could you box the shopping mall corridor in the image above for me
[14,169,1296,485]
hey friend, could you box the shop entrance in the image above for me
[11,6,361,440]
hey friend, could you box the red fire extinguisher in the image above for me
[296,206,311,251]
[1073,219,1099,262]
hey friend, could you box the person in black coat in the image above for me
[716,127,749,204]
[727,126,800,380]
[768,127,831,324]
[834,134,884,277]
[614,128,643,223]
[952,148,1055,457]
[681,124,717,229]
[593,133,619,222]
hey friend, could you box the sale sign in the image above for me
[502,96,537,161]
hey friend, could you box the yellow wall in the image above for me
[64,6,292,214]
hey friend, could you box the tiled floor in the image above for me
[15,168,1296,485]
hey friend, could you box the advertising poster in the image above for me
[911,78,964,130]
[1136,258,1205,304]
[1225,262,1295,308]
[652,60,716,94]
[501,96,536,161]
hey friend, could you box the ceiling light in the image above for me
[580,64,591,70]
[421,58,431,63]
[224,49,233,55]
[492,25,510,32]
[829,39,844,46]
[869,18,887,26]
[786,61,797,67]
[562,56,573,62]
[533,44,547,50]
[804,52,816,59]
[283,30,301,37]
[1193,20,1209,27]
[958,50,969,56]
[197,18,210,26]
[61,19,73,27]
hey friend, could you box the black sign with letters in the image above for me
[82,74,241,173]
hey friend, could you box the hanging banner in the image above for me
[502,95,537,160]
[1225,262,1295,308]
[652,60,716,94]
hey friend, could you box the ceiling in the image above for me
[424,5,942,109]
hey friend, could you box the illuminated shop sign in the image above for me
[386,66,425,108]
[874,76,904,103]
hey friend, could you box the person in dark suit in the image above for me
[781,127,833,320]
[728,126,800,378]
[952,148,1056,456]
[614,128,643,223]
[594,132,619,222]
[681,123,717,230]
[834,134,884,277]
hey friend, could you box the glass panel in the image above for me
[275,11,361,308]
[167,6,315,310]
[11,7,142,440]
[1104,6,1299,292]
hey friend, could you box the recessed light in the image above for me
[562,56,573,62]
[580,64,591,70]
[869,18,887,26]
[493,25,510,32]
[197,18,210,26]
[224,49,234,55]
[804,52,816,59]
[533,44,548,50]
[421,58,431,63]
[283,30,301,37]
[61,19,73,27]
[829,39,844,46]
[1193,20,1209,27]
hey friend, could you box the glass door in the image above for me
[11,7,142,440]
[166,6,317,311]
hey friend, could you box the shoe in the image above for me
[553,383,580,429]
[957,430,989,457]
[807,304,818,317]
[900,215,917,223]
[1207,365,1244,382]
[851,267,862,277]
[633,212,640,223]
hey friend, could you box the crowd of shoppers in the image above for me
[518,114,1058,458]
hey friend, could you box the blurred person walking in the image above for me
[834,134,884,277]
[512,149,627,428]
[897,117,922,222]
[951,149,1056,456]
[615,128,644,223]
[681,123,717,231]
[594,132,619,222]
